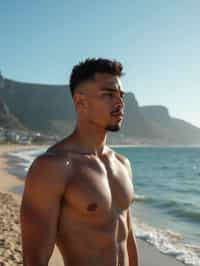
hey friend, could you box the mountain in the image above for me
[140,106,200,144]
[0,97,25,130]
[0,73,200,145]
[0,77,75,135]
[121,93,165,140]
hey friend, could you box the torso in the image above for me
[46,147,134,266]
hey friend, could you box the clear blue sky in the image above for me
[1,0,200,127]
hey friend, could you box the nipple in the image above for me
[87,203,98,211]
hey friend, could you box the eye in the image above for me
[105,93,113,98]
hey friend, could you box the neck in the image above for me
[72,120,107,155]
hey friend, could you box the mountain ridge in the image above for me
[0,74,200,145]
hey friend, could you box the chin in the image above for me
[105,124,121,132]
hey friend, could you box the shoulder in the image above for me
[45,136,75,155]
[108,146,130,167]
[25,149,72,195]
[29,153,61,175]
[107,146,133,176]
[36,137,74,167]
[31,144,67,172]
[115,152,130,166]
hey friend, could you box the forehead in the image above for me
[93,73,123,90]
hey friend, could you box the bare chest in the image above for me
[64,155,134,219]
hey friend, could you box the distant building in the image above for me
[18,135,32,145]
[5,130,20,142]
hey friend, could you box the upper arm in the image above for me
[116,154,139,264]
[115,151,134,178]
[124,157,134,181]
[127,207,139,266]
[20,155,67,265]
[125,159,139,265]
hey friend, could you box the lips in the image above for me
[111,110,124,118]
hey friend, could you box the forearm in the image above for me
[23,258,48,266]
[22,252,49,266]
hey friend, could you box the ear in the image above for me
[73,93,88,112]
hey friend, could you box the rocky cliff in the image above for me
[0,75,200,145]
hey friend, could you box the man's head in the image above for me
[69,58,123,97]
[69,58,125,132]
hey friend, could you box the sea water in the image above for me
[10,147,200,265]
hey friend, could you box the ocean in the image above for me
[9,147,200,266]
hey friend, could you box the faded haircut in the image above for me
[69,58,123,96]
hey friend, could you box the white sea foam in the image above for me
[9,149,43,171]
[135,194,146,200]
[135,219,200,266]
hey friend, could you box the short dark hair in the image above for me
[69,58,123,96]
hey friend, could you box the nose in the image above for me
[114,95,124,109]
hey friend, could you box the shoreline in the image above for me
[0,144,43,202]
[110,144,200,148]
[0,144,186,266]
[137,239,186,266]
[0,144,63,266]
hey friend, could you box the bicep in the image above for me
[20,157,65,264]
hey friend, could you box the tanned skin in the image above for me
[20,73,139,266]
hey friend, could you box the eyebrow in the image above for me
[100,87,125,96]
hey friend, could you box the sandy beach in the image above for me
[0,144,63,266]
[0,144,186,266]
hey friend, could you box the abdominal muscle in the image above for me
[55,204,130,266]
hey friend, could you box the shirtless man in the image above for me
[20,58,139,266]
